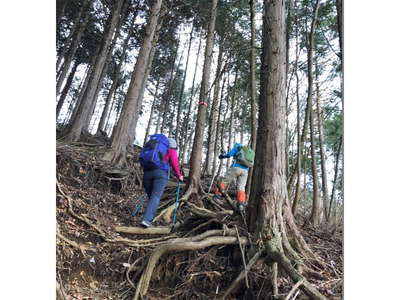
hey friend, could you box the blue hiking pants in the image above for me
[142,169,169,224]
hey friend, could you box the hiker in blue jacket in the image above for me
[213,143,252,210]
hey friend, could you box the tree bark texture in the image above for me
[249,0,257,150]
[213,73,227,177]
[292,0,302,215]
[104,0,163,166]
[307,0,322,226]
[56,0,90,96]
[56,60,80,120]
[144,78,160,144]
[205,39,224,176]
[315,80,329,220]
[187,0,218,195]
[129,19,163,146]
[248,4,324,291]
[160,46,179,133]
[68,54,96,126]
[175,23,194,142]
[328,136,342,222]
[226,69,238,172]
[180,38,202,163]
[248,0,288,238]
[246,0,258,197]
[56,0,67,27]
[66,0,125,141]
[86,1,130,132]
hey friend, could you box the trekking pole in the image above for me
[208,151,225,193]
[131,194,147,217]
[172,181,182,225]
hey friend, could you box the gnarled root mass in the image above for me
[56,143,342,300]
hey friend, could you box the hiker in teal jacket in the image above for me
[214,143,252,210]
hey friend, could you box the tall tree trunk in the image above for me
[335,0,343,63]
[292,0,302,215]
[97,23,136,134]
[315,80,329,221]
[175,23,194,142]
[226,69,238,171]
[56,0,68,27]
[287,0,322,197]
[328,136,342,222]
[249,3,327,299]
[56,0,91,96]
[155,103,162,133]
[144,78,160,144]
[103,0,163,166]
[56,1,85,73]
[186,0,218,197]
[213,73,226,176]
[56,60,80,120]
[62,64,89,125]
[180,37,202,163]
[247,0,258,196]
[129,19,163,145]
[292,56,302,214]
[249,0,257,150]
[307,0,322,226]
[309,96,322,226]
[86,1,129,132]
[65,0,125,142]
[104,89,118,133]
[217,72,229,177]
[68,54,96,126]
[167,52,184,136]
[335,0,344,111]
[205,39,224,176]
[160,46,179,133]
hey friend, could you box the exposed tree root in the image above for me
[186,202,233,219]
[56,230,90,256]
[284,279,304,300]
[115,225,173,235]
[222,249,263,299]
[264,237,329,300]
[153,202,176,223]
[133,231,248,299]
[56,143,341,299]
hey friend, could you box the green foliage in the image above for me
[324,111,342,153]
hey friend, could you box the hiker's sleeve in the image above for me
[168,149,182,178]
[226,144,239,157]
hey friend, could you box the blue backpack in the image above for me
[139,134,170,172]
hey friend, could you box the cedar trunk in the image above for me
[56,60,80,120]
[187,0,218,197]
[56,0,90,96]
[103,0,163,166]
[205,39,224,176]
[65,0,124,142]
[248,2,327,299]
[307,0,322,226]
[180,38,202,163]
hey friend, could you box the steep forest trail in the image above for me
[56,139,342,300]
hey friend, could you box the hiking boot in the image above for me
[140,220,153,228]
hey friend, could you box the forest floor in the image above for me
[56,138,343,300]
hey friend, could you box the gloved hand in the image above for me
[218,154,228,159]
